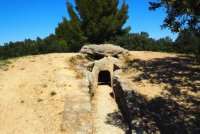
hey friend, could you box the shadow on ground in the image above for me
[106,56,200,134]
[105,111,130,134]
[132,56,200,93]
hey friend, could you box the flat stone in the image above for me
[80,44,128,58]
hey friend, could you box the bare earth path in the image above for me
[92,85,124,134]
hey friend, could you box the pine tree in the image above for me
[55,2,86,51]
[149,0,200,58]
[55,0,130,47]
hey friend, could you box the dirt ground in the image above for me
[123,51,200,133]
[0,53,78,134]
[0,51,199,133]
[125,51,200,99]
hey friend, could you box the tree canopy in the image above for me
[149,0,200,33]
[149,0,200,58]
[55,0,130,45]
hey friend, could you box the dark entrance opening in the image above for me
[98,71,111,86]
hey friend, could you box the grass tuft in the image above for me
[50,91,56,96]
[0,59,12,70]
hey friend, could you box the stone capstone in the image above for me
[80,44,128,58]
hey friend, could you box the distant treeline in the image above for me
[1,0,199,60]
[0,30,199,60]
[109,31,200,56]
[0,35,76,60]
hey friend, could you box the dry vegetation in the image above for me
[68,54,94,79]
[0,59,13,71]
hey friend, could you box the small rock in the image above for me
[37,98,43,102]
[20,100,25,103]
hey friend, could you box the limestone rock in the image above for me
[80,44,128,58]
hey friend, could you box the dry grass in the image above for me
[50,91,57,96]
[120,53,140,76]
[68,54,91,79]
[68,54,94,66]
[75,71,84,79]
[0,59,12,71]
[69,55,84,65]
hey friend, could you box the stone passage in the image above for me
[98,71,111,86]
[92,85,124,134]
[76,44,129,133]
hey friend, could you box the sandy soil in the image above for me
[0,51,199,133]
[92,85,124,134]
[0,53,78,134]
[125,51,200,99]
[122,51,179,99]
[129,51,177,61]
[123,51,200,133]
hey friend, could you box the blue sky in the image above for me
[0,0,178,45]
